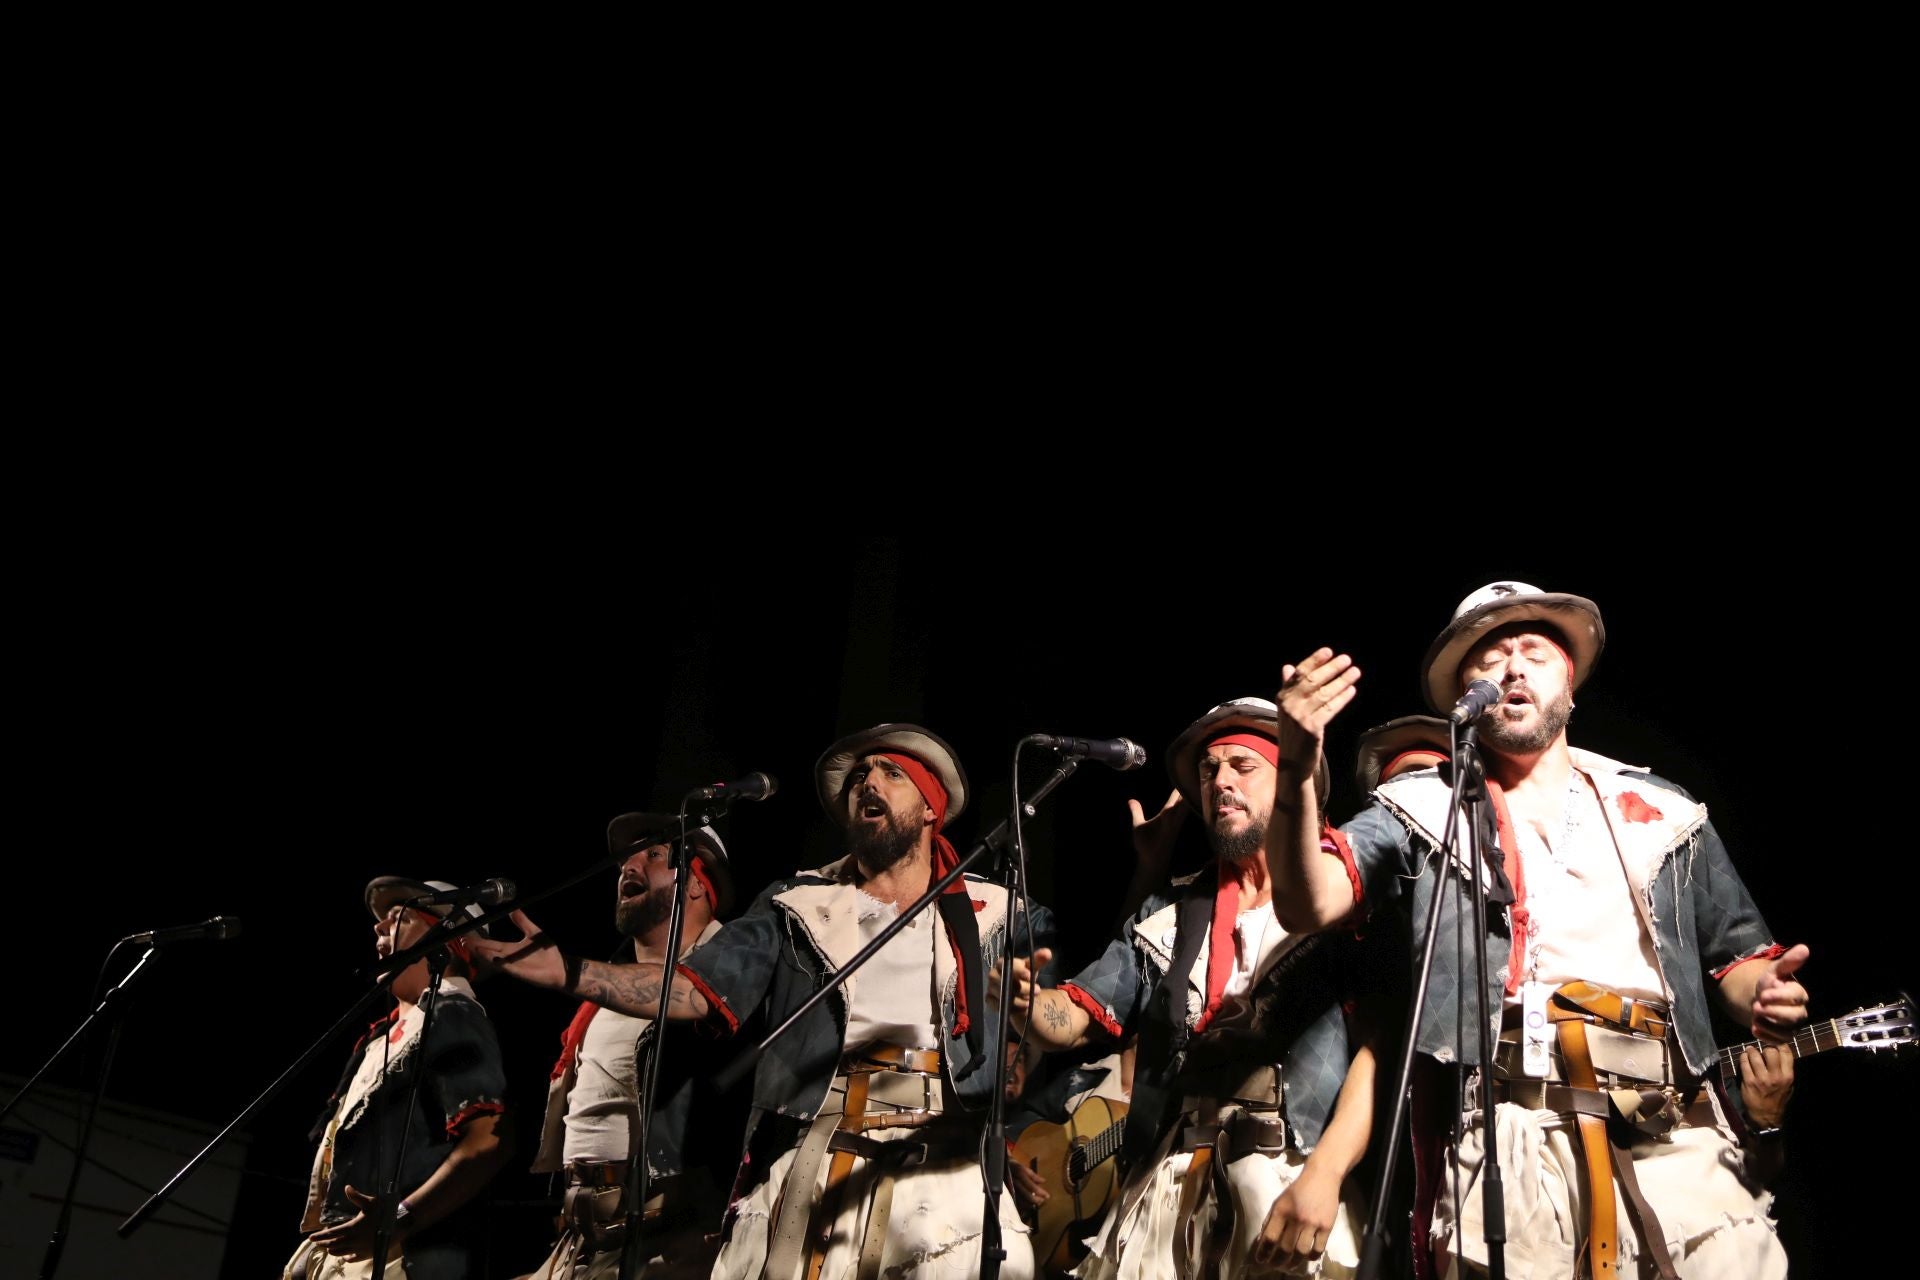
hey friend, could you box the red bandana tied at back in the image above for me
[1190,731,1280,1034]
[879,752,980,1037]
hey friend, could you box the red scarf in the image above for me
[1188,730,1280,1033]
[1190,864,1244,1034]
[880,751,980,1036]
[551,1000,601,1080]
[1483,778,1531,995]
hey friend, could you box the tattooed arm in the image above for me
[1001,949,1094,1050]
[465,909,711,1020]
[570,957,711,1021]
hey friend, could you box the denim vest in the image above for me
[1059,869,1355,1157]
[1342,748,1780,1077]
[678,857,1023,1148]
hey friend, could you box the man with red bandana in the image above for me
[471,724,1036,1280]
[519,813,740,1279]
[1005,698,1384,1279]
[1268,583,1810,1280]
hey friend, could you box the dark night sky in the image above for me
[10,505,1913,1278]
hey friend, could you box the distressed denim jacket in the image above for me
[677,856,1030,1150]
[1057,868,1357,1161]
[1336,748,1782,1078]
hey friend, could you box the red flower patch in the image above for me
[1617,791,1664,824]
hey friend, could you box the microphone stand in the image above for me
[977,740,1067,1280]
[33,942,158,1279]
[714,755,1078,1280]
[1357,721,1506,1280]
[618,797,725,1280]
[365,944,454,1280]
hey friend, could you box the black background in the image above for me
[10,511,1914,1279]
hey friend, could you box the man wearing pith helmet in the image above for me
[470,724,1038,1280]
[1009,697,1384,1278]
[1270,583,1810,1280]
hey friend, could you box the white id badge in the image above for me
[1520,981,1553,1078]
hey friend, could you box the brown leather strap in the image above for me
[1559,1019,1622,1280]
[1179,1112,1291,1157]
[1608,1130,1682,1280]
[804,1072,871,1280]
[847,1044,942,1074]
[1551,981,1669,1040]
[1170,1144,1214,1277]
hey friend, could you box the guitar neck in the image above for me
[1716,1017,1836,1074]
[1068,1117,1128,1179]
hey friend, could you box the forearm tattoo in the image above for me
[1041,998,1071,1032]
[574,959,706,1020]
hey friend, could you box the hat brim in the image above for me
[365,875,439,920]
[815,725,968,827]
[1354,716,1451,797]
[1421,593,1604,714]
[1167,706,1331,818]
[605,811,735,915]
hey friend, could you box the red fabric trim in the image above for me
[1483,778,1531,996]
[1712,943,1787,982]
[1207,732,1279,767]
[444,1100,505,1138]
[1189,866,1241,1035]
[351,1009,401,1057]
[1322,825,1364,912]
[551,1001,600,1080]
[1060,981,1124,1040]
[676,963,741,1035]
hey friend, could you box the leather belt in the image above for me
[1490,985,1685,1280]
[1496,1023,1672,1086]
[1179,1110,1289,1158]
[563,1159,628,1188]
[1176,1061,1282,1109]
[1169,1095,1291,1277]
[847,1044,942,1074]
[1504,982,1669,1041]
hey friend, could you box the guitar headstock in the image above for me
[1831,994,1916,1051]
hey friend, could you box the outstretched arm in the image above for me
[1268,649,1366,932]
[466,910,712,1020]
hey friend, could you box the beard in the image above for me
[1208,801,1270,866]
[615,887,672,938]
[1479,685,1574,756]
[846,805,926,874]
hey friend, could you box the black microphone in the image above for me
[691,772,779,802]
[124,916,242,946]
[1025,734,1149,770]
[403,879,517,909]
[1448,679,1506,726]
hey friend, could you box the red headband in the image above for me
[881,752,948,829]
[1206,732,1280,767]
[689,859,718,908]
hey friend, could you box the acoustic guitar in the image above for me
[1012,1095,1130,1276]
